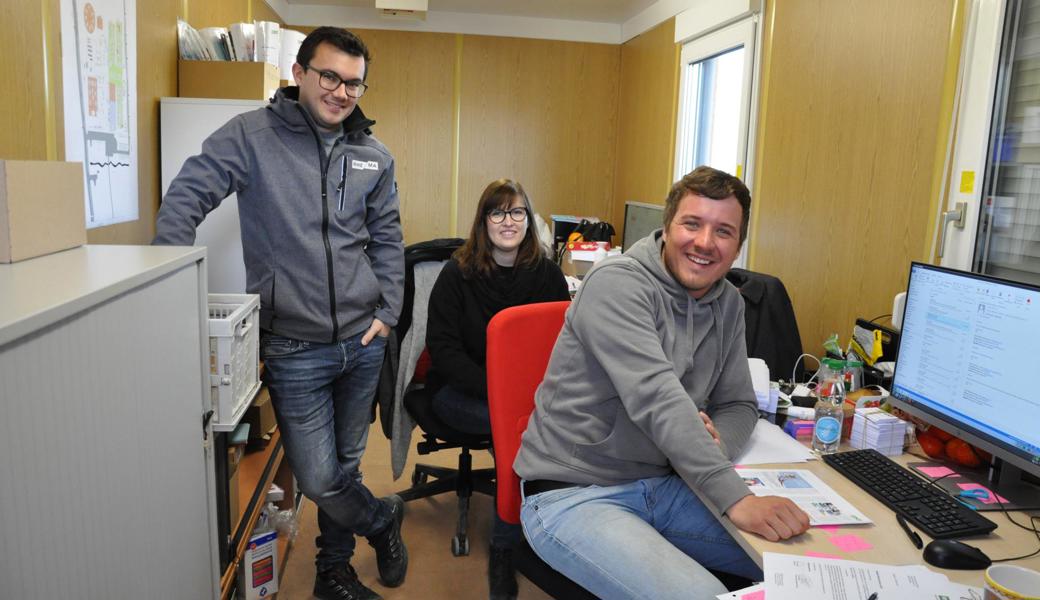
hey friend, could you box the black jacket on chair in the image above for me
[725,268,804,382]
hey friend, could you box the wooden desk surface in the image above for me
[720,452,1040,586]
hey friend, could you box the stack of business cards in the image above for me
[849,407,905,455]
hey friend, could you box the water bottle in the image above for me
[813,362,846,454]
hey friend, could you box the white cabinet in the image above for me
[160,97,265,294]
[0,245,219,599]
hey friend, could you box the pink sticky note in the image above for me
[917,466,959,479]
[829,534,873,552]
[816,525,841,534]
[740,591,765,600]
[957,483,1009,505]
[805,551,843,559]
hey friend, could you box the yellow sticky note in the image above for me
[959,171,975,194]
[736,164,743,179]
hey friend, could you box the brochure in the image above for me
[735,468,872,526]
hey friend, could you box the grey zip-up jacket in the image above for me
[514,230,758,513]
[154,87,404,343]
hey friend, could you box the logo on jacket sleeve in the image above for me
[351,160,379,171]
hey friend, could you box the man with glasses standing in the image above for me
[155,27,406,600]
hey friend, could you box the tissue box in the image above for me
[0,161,86,263]
[241,530,278,600]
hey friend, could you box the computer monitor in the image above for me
[891,262,1040,509]
[622,201,664,251]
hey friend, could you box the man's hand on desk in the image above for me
[727,495,811,542]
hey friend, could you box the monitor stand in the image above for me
[956,460,1040,511]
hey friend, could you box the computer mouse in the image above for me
[922,539,993,570]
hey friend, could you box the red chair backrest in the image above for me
[486,301,570,524]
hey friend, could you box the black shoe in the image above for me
[367,495,408,587]
[488,546,518,600]
[313,563,382,600]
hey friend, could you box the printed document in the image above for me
[763,553,982,600]
[733,419,816,465]
[735,468,871,526]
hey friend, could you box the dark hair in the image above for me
[663,166,752,242]
[296,27,372,80]
[454,179,545,278]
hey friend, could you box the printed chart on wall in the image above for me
[60,0,138,228]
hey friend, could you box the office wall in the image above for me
[610,19,679,245]
[458,36,620,234]
[750,0,960,353]
[0,0,280,246]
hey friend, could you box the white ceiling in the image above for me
[282,0,658,24]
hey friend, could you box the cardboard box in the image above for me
[0,161,86,263]
[178,60,280,100]
[228,466,241,530]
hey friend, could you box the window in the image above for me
[943,0,1040,285]
[974,0,1040,285]
[674,18,758,183]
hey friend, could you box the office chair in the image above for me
[387,239,495,557]
[486,301,599,599]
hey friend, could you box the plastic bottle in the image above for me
[812,363,846,454]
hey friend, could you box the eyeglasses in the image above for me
[304,64,369,99]
[487,207,528,224]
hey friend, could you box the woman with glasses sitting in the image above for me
[426,178,569,600]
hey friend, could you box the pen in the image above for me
[338,156,346,211]
[895,514,923,549]
[867,593,878,600]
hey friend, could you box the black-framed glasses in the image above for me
[304,64,369,99]
[487,207,528,224]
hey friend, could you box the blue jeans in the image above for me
[261,331,391,571]
[431,384,491,435]
[520,474,761,600]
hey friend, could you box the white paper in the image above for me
[716,583,764,599]
[736,468,871,526]
[61,0,139,228]
[733,419,816,466]
[279,29,306,80]
[763,553,957,600]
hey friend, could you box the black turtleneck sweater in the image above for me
[426,257,569,399]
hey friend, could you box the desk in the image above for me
[721,452,1040,586]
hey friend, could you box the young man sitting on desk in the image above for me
[514,166,811,600]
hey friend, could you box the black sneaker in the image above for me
[367,495,408,587]
[488,545,518,600]
[313,563,381,600]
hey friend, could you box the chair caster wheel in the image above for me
[451,534,470,556]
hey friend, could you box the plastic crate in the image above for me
[208,293,261,431]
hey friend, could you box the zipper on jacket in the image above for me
[299,105,341,343]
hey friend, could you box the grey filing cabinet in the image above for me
[0,245,220,599]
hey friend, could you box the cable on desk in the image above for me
[791,353,821,386]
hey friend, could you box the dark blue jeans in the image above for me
[261,331,391,570]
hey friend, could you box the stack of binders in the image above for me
[849,407,906,456]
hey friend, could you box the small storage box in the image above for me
[208,293,261,430]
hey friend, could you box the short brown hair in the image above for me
[664,166,751,242]
[297,27,371,80]
[454,179,545,278]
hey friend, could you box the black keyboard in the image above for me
[822,449,996,539]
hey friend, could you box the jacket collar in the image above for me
[267,86,376,137]
[724,268,765,304]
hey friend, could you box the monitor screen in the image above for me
[622,202,664,251]
[891,262,1040,480]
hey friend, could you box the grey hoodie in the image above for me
[513,230,758,513]
[154,88,404,343]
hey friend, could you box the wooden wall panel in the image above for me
[0,2,49,160]
[188,0,249,28]
[750,0,957,353]
[610,19,679,245]
[458,36,620,235]
[353,29,456,244]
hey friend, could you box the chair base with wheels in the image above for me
[396,387,495,556]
